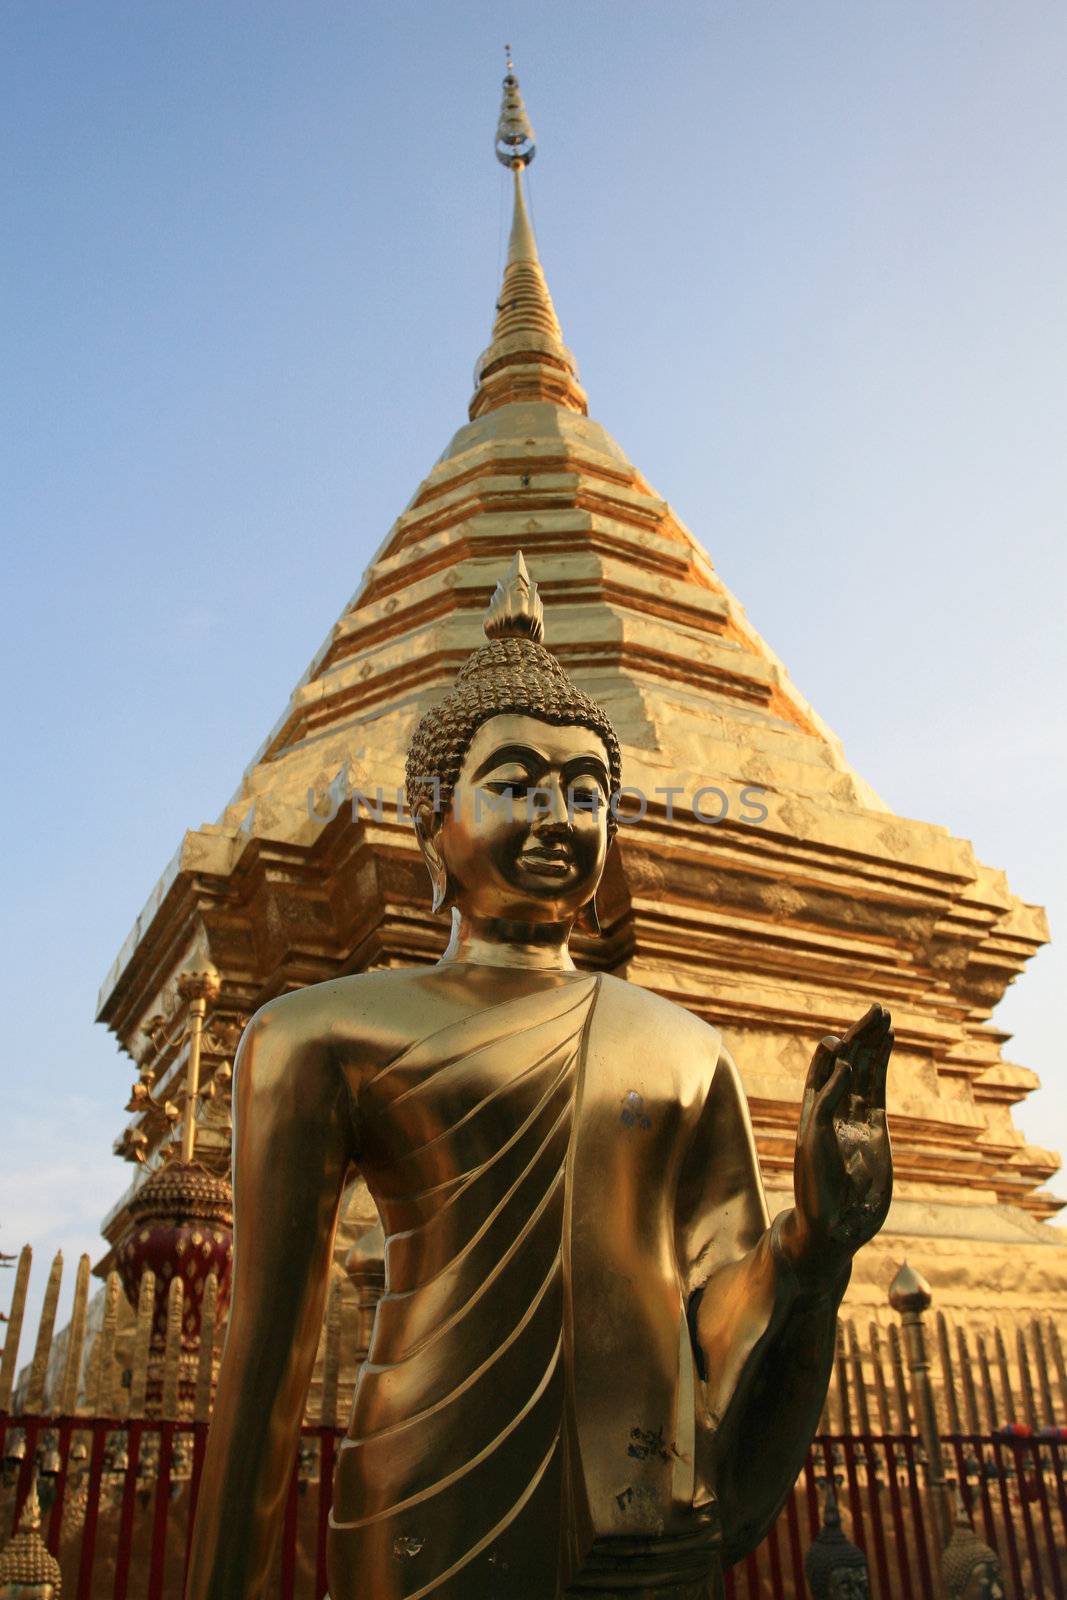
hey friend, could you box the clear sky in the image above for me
[2,2,1065,1338]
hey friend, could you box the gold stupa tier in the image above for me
[96,67,1064,1332]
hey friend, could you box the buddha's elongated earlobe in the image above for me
[415,805,456,917]
[430,857,454,915]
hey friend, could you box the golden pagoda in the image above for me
[96,61,1065,1342]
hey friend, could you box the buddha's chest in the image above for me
[353,977,710,1230]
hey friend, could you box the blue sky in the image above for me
[2,2,1065,1335]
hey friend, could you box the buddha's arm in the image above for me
[185,1000,357,1600]
[677,1043,847,1565]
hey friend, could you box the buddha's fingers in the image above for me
[839,1005,891,1101]
[814,1057,852,1126]
[805,1035,842,1099]
[870,1029,894,1112]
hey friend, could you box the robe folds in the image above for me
[329,977,602,1599]
[326,968,836,1599]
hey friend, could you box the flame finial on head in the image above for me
[484,551,545,643]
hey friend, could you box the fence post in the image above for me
[0,1244,32,1411]
[889,1260,952,1547]
[59,1254,92,1414]
[161,1277,184,1420]
[128,1270,155,1420]
[194,1272,219,1421]
[25,1252,63,1414]
[88,1271,122,1416]
[1030,1318,1058,1426]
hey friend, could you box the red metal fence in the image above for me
[3,1414,1065,1598]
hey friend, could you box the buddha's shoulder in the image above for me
[593,973,722,1060]
[245,968,426,1047]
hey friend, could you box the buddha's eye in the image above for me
[486,779,530,799]
[568,786,601,814]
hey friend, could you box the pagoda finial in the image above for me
[471,59,587,420]
[495,48,536,168]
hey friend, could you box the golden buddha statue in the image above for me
[803,1484,869,1599]
[941,1496,1006,1600]
[186,556,894,1600]
[0,1474,62,1599]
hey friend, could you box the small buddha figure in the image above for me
[803,1484,868,1599]
[187,556,894,1600]
[942,1495,1006,1600]
[0,1473,62,1598]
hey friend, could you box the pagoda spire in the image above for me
[469,53,588,420]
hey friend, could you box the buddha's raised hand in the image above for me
[781,1004,894,1284]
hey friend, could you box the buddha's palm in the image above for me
[793,1004,894,1268]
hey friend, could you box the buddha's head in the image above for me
[803,1487,868,1600]
[942,1500,1005,1600]
[0,1473,62,1598]
[406,554,621,933]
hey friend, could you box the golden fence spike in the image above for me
[956,1324,982,1436]
[976,1333,998,1431]
[1015,1326,1039,1430]
[194,1274,218,1422]
[936,1311,963,1436]
[59,1254,92,1415]
[869,1322,894,1434]
[128,1270,155,1420]
[1048,1317,1067,1418]
[888,1322,911,1433]
[26,1250,64,1413]
[1029,1320,1056,1427]
[0,1244,32,1412]
[847,1319,872,1436]
[993,1325,1016,1422]
[81,1292,103,1420]
[82,1315,102,1416]
[834,1317,853,1434]
[161,1277,184,1420]
[320,1278,342,1431]
[90,1273,122,1416]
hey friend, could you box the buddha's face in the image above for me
[828,1569,869,1600]
[426,713,611,926]
[959,1563,1004,1600]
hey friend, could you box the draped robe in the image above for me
[326,967,843,1600]
[329,977,598,1597]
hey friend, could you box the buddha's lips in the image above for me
[519,844,573,876]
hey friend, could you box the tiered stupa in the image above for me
[97,62,1065,1337]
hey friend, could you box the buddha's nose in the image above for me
[532,779,570,828]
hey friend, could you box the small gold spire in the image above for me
[495,48,536,168]
[484,552,545,644]
[471,61,587,420]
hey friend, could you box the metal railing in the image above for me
[3,1241,1066,1595]
[2,1414,1065,1599]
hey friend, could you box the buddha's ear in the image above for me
[413,803,455,916]
[576,894,602,936]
